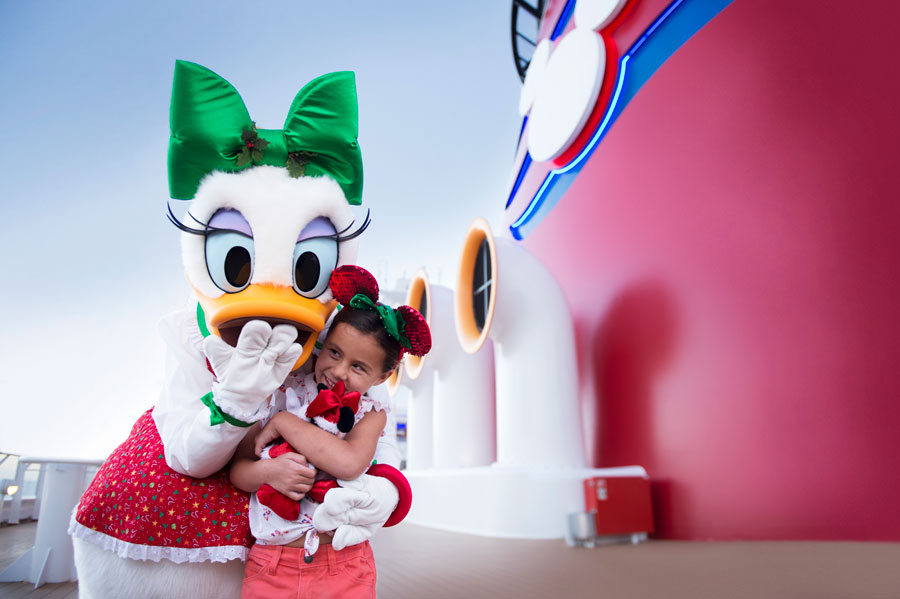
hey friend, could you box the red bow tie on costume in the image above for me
[307,381,361,433]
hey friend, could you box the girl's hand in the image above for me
[254,414,285,456]
[264,453,317,501]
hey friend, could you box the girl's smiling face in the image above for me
[315,322,392,395]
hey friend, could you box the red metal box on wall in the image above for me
[584,477,654,536]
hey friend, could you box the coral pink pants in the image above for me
[241,541,376,599]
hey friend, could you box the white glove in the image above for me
[313,474,399,550]
[203,320,303,422]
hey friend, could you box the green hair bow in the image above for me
[348,293,412,350]
[168,60,363,204]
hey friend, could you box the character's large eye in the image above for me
[293,237,338,298]
[205,231,255,293]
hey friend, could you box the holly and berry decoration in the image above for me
[286,151,318,178]
[236,122,269,167]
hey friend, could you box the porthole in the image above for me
[455,218,497,354]
[404,272,431,379]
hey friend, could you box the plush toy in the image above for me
[68,61,411,598]
[255,382,361,521]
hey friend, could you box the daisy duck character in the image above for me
[68,61,411,598]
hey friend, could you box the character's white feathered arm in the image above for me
[152,310,244,478]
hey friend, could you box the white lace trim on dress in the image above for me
[69,512,248,564]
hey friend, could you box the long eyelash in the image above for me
[331,209,371,242]
[167,203,372,241]
[167,204,242,237]
[167,203,208,235]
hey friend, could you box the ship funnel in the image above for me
[406,270,495,468]
[455,218,586,468]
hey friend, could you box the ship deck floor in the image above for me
[2,520,899,598]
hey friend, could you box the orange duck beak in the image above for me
[195,283,337,372]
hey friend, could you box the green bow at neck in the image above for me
[168,60,363,204]
[349,294,412,350]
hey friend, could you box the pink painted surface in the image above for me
[520,0,900,540]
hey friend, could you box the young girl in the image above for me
[230,266,431,599]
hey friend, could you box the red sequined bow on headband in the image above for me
[307,381,361,434]
[329,265,432,359]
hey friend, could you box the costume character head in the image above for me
[166,60,369,369]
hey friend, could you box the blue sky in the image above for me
[0,1,522,458]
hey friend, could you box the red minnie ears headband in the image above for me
[329,265,432,358]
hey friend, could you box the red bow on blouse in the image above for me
[307,381,361,433]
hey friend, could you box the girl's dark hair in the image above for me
[330,307,402,374]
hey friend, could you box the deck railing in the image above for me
[0,454,103,587]
[1,453,51,524]
[1,452,101,524]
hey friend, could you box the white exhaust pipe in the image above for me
[396,357,435,470]
[405,271,496,468]
[455,218,585,468]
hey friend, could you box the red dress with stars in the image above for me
[70,410,252,563]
